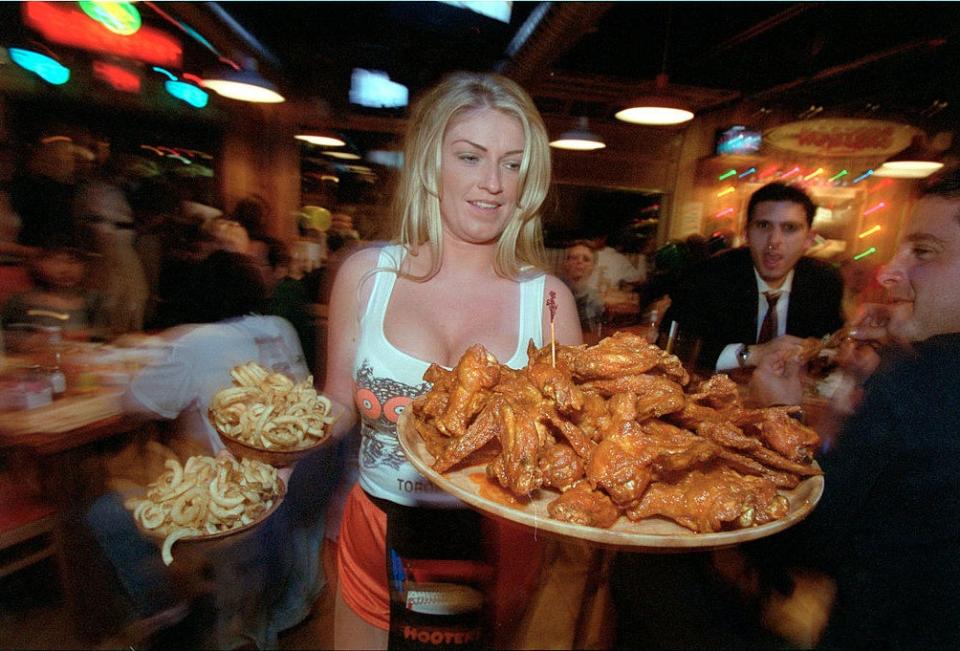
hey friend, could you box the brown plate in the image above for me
[210,402,341,467]
[397,412,823,552]
[135,479,286,544]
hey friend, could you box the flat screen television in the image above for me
[715,125,762,155]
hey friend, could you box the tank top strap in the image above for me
[362,244,405,333]
[510,271,545,366]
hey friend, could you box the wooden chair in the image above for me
[0,482,58,578]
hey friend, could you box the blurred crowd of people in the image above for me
[0,132,367,376]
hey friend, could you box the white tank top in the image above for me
[353,244,545,507]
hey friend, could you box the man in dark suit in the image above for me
[665,182,844,371]
[744,169,960,649]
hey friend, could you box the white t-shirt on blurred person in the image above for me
[586,246,646,296]
[125,315,308,453]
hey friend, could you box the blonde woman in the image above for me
[323,72,580,649]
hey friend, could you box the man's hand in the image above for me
[840,302,913,384]
[749,343,805,407]
[747,335,808,369]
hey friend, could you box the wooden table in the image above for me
[0,390,145,642]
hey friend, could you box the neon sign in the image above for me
[24,1,181,67]
[92,60,141,92]
[165,80,208,108]
[9,47,70,85]
[78,1,142,36]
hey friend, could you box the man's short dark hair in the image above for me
[921,167,960,225]
[924,168,960,199]
[747,182,816,226]
[191,250,266,323]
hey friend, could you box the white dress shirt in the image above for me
[715,269,795,371]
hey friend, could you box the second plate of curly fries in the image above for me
[126,452,285,565]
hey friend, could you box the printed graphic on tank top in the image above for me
[352,245,543,508]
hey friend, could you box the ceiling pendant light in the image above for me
[616,73,694,126]
[323,151,362,160]
[876,133,944,178]
[616,7,694,126]
[295,132,346,147]
[550,117,606,151]
[202,57,284,104]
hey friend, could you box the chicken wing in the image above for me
[732,407,820,464]
[486,398,543,495]
[573,331,690,386]
[548,480,621,528]
[626,467,790,533]
[433,394,504,473]
[586,422,656,507]
[436,344,501,437]
[689,373,742,411]
[526,360,584,413]
[579,374,686,420]
[412,332,821,534]
[539,442,586,491]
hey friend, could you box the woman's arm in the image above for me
[321,247,381,438]
[543,275,583,346]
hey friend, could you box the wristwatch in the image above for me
[736,344,751,368]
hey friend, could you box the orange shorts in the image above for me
[336,484,390,630]
[336,483,545,635]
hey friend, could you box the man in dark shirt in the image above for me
[665,182,843,372]
[749,170,960,649]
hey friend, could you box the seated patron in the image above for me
[560,241,605,330]
[585,234,646,297]
[664,182,843,372]
[1,229,105,350]
[745,169,960,649]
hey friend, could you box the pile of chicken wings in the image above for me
[411,332,821,533]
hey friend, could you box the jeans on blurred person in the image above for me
[85,442,343,649]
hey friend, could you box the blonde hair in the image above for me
[393,72,551,280]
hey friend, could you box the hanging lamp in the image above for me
[295,131,346,147]
[550,117,606,151]
[202,57,284,103]
[875,133,944,178]
[615,7,694,126]
[616,73,694,125]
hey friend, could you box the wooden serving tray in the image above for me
[397,412,823,552]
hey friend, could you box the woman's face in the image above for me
[438,108,524,246]
[563,244,594,282]
[37,252,85,290]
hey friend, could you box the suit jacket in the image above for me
[663,247,844,370]
[744,334,960,648]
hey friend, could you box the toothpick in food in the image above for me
[546,290,558,367]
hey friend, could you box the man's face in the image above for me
[746,200,815,288]
[878,196,960,341]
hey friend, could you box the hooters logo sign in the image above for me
[765,119,917,157]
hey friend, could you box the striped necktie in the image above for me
[757,291,781,344]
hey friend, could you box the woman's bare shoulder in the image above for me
[543,273,576,301]
[335,242,389,280]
